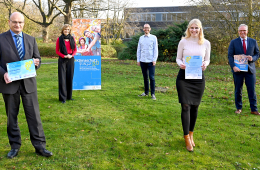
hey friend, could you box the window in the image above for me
[182,13,187,21]
[162,14,167,21]
[140,14,145,21]
[151,14,156,21]
[176,13,182,21]
[167,13,172,21]
[147,14,151,21]
[172,13,177,21]
[156,13,162,21]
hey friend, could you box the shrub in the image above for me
[118,48,134,60]
[101,45,117,58]
[101,38,123,45]
[111,44,127,58]
[210,50,229,65]
[37,41,57,57]
[118,33,142,60]
[119,21,188,62]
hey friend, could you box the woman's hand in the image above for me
[64,55,72,59]
[180,63,186,69]
[201,62,207,71]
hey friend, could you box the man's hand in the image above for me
[137,62,140,66]
[4,72,12,84]
[152,61,156,66]
[233,66,240,72]
[33,58,40,67]
[246,55,253,61]
[180,63,186,69]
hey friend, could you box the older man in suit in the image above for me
[228,24,260,115]
[0,12,52,158]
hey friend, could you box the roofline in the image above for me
[125,5,193,9]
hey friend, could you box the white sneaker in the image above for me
[151,94,156,100]
[138,92,148,97]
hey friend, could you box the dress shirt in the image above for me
[240,37,247,49]
[10,30,25,59]
[137,34,158,63]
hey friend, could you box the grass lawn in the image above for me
[0,58,260,169]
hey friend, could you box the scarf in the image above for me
[59,34,76,55]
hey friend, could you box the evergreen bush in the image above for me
[119,21,188,62]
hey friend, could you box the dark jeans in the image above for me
[233,71,257,111]
[140,62,155,95]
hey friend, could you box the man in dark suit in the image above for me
[0,12,53,158]
[228,24,260,115]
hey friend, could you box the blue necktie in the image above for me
[14,35,23,60]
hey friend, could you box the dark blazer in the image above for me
[0,30,41,94]
[228,37,259,74]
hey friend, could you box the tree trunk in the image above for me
[42,26,49,43]
[8,0,13,17]
[248,0,252,37]
[64,0,72,24]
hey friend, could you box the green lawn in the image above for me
[0,58,260,169]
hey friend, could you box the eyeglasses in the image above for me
[10,20,24,25]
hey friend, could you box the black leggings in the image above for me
[181,104,199,135]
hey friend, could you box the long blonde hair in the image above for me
[184,19,204,45]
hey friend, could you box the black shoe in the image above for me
[7,149,19,158]
[68,98,74,101]
[61,101,66,104]
[35,148,53,157]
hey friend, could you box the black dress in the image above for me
[176,69,205,105]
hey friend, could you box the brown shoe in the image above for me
[235,109,242,114]
[184,135,193,152]
[251,111,260,115]
[189,131,195,147]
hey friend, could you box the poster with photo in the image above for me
[71,19,101,90]
[234,54,248,72]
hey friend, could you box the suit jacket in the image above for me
[0,30,41,94]
[228,37,259,74]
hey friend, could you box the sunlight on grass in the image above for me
[0,58,260,169]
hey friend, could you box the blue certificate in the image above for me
[185,56,202,79]
[7,59,36,81]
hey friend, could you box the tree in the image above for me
[188,0,260,61]
[101,0,136,44]
[0,3,10,33]
[3,0,61,42]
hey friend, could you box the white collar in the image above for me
[240,37,247,41]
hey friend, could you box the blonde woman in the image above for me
[56,24,77,103]
[176,19,211,152]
